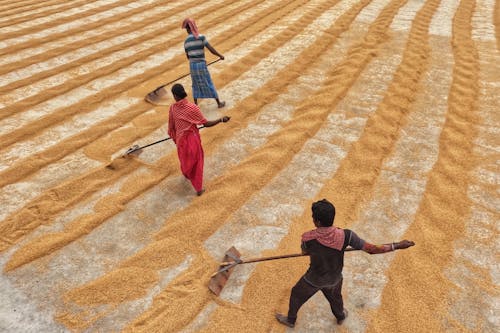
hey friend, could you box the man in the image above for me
[182,18,226,108]
[168,84,230,196]
[276,199,415,328]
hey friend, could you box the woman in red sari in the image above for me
[168,84,230,196]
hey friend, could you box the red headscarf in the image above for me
[182,18,200,39]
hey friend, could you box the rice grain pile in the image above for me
[0,0,498,332]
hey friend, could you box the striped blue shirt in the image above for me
[184,34,208,62]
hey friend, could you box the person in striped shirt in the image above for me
[182,18,226,108]
[168,84,230,196]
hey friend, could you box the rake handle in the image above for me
[220,248,358,266]
[157,58,221,90]
[135,137,171,151]
[126,126,206,155]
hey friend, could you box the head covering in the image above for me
[171,83,187,99]
[182,18,200,39]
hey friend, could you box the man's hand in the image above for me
[395,240,415,250]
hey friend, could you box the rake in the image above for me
[145,59,221,106]
[209,246,358,296]
[123,137,172,157]
[123,126,205,157]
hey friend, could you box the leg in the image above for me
[177,133,204,193]
[321,278,348,324]
[190,64,200,106]
[276,276,319,327]
[190,136,204,193]
[215,98,225,108]
[191,61,221,106]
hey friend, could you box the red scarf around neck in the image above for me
[301,227,345,250]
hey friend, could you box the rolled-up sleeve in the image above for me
[346,229,365,250]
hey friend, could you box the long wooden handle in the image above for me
[220,247,358,266]
[132,137,171,152]
[157,59,221,89]
[125,126,206,155]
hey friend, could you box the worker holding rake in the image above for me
[275,199,415,328]
[168,83,230,196]
[182,18,226,108]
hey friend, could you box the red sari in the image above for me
[168,99,207,192]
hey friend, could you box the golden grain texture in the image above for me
[0,0,498,332]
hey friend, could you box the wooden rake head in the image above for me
[208,246,359,296]
[123,144,144,157]
[208,246,242,296]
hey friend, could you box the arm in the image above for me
[362,240,415,254]
[203,115,230,128]
[347,230,414,254]
[301,241,309,255]
[206,43,224,60]
[168,108,176,143]
[184,39,190,60]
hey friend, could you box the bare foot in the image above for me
[275,313,294,328]
[217,101,226,108]
[196,189,205,196]
[337,309,348,325]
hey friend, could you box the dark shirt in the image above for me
[302,229,365,287]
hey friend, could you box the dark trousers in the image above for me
[287,276,345,324]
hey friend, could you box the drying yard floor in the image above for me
[0,0,499,332]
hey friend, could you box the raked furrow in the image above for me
[295,0,449,331]
[42,3,382,330]
[0,0,343,260]
[0,0,327,246]
[0,0,268,94]
[0,0,283,183]
[339,1,457,331]
[53,0,412,331]
[0,0,192,72]
[0,0,309,221]
[0,0,255,119]
[0,0,159,55]
[57,2,368,330]
[495,0,500,50]
[0,0,90,28]
[0,0,198,90]
[0,0,58,14]
[83,0,326,161]
[1,2,370,330]
[368,0,483,331]
[442,1,500,330]
[316,0,439,227]
[204,0,444,331]
[0,0,124,35]
[0,0,263,169]
[1,1,497,332]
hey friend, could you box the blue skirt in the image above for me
[190,61,219,99]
